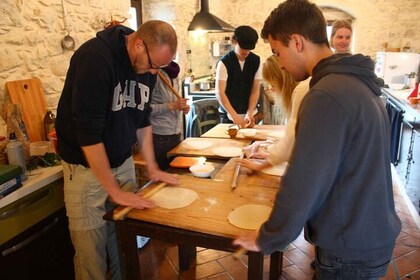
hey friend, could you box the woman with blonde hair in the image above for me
[330,20,353,53]
[240,55,310,171]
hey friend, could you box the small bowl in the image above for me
[189,164,215,178]
[388,83,405,90]
[240,128,257,138]
[408,97,420,104]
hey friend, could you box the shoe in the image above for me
[136,236,150,248]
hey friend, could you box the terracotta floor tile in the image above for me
[197,249,231,265]
[393,243,417,258]
[291,235,315,258]
[281,264,313,280]
[217,255,248,279]
[284,248,313,276]
[392,255,420,278]
[406,269,420,279]
[207,272,234,280]
[195,260,226,279]
[405,249,420,265]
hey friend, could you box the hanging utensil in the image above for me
[60,0,75,50]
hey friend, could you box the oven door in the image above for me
[0,179,74,279]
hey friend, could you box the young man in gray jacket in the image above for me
[233,1,401,279]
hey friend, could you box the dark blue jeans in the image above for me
[153,133,181,170]
[313,247,391,280]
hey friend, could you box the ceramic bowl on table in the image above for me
[189,164,215,178]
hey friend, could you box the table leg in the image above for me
[115,221,141,280]
[178,244,197,271]
[248,251,264,279]
[269,251,283,280]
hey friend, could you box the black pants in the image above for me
[152,133,181,170]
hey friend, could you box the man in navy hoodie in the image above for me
[56,20,179,280]
[233,1,401,279]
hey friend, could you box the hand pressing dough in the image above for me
[228,204,272,230]
[150,187,198,209]
[261,162,288,176]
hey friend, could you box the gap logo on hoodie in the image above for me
[112,79,150,111]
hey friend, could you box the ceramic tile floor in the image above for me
[135,183,420,280]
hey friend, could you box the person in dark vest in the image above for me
[215,25,262,128]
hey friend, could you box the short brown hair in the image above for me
[135,20,177,54]
[261,0,329,47]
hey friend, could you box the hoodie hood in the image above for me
[311,53,384,96]
[96,25,134,68]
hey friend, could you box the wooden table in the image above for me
[106,175,283,280]
[214,158,282,189]
[167,137,251,159]
[201,123,286,140]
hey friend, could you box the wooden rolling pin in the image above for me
[113,182,167,220]
[157,70,182,100]
[231,151,244,189]
[233,247,247,259]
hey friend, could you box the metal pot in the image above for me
[404,72,418,89]
[199,81,211,91]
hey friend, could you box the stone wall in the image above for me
[0,0,130,113]
[0,0,418,115]
[143,0,419,78]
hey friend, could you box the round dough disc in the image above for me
[228,204,272,230]
[150,187,198,209]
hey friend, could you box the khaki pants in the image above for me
[62,157,137,280]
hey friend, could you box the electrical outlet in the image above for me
[186,49,192,54]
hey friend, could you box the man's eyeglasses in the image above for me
[143,41,168,70]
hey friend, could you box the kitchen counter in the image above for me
[188,76,216,94]
[382,87,420,119]
[0,165,63,209]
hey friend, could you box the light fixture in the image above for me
[188,0,235,32]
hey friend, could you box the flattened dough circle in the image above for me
[228,204,272,230]
[150,187,198,209]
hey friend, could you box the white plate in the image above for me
[212,147,243,157]
[261,163,288,176]
[267,130,285,139]
[181,140,213,150]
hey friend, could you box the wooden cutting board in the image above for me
[6,78,48,142]
[214,158,282,189]
[167,137,251,159]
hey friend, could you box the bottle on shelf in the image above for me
[44,110,56,140]
[6,133,28,181]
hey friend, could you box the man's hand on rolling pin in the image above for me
[112,189,156,209]
[148,168,179,185]
[233,230,261,252]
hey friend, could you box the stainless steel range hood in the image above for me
[188,0,235,32]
